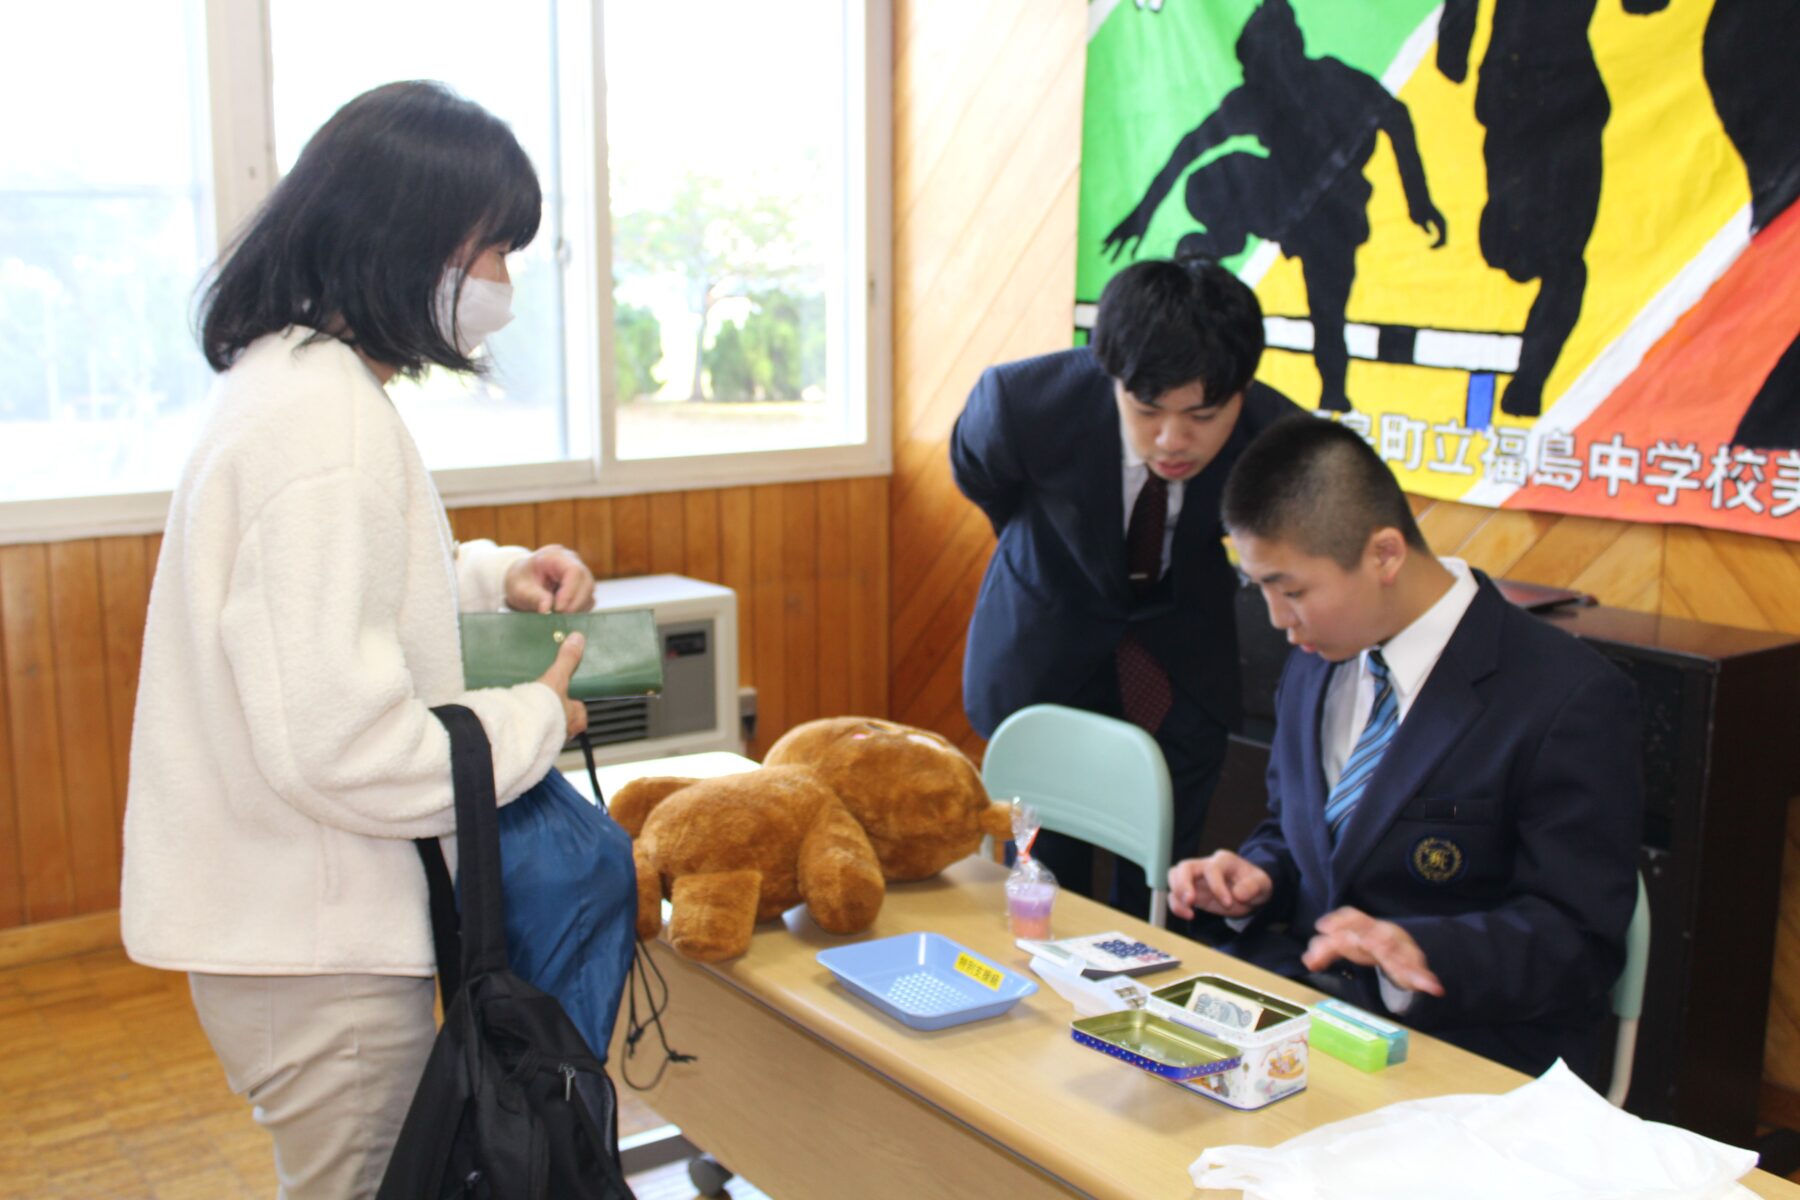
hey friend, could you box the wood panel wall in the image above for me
[890,0,1088,752]
[0,479,888,934]
[890,0,1800,1099]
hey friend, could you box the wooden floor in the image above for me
[626,1159,770,1200]
[0,948,769,1198]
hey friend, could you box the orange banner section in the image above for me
[1508,202,1800,533]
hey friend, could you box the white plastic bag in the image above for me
[1190,1060,1759,1200]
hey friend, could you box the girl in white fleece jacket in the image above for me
[120,81,591,1200]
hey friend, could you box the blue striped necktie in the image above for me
[1325,649,1397,841]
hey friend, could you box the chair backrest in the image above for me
[1606,871,1651,1107]
[1613,872,1651,1021]
[981,704,1174,917]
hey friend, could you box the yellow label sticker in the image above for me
[954,952,1004,991]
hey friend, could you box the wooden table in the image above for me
[605,854,1800,1199]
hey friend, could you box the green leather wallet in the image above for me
[459,610,664,700]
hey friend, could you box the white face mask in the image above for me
[434,270,515,357]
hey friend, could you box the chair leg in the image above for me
[1149,888,1169,929]
[689,1154,734,1196]
[1606,1017,1638,1107]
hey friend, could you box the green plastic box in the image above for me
[1308,1007,1389,1072]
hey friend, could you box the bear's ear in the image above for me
[979,801,1014,839]
[609,776,698,836]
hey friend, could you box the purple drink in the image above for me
[1006,879,1057,939]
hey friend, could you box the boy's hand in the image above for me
[1303,907,1445,996]
[1168,850,1273,920]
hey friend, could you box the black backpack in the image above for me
[378,705,635,1200]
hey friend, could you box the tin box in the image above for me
[1070,1010,1242,1081]
[1147,973,1311,1109]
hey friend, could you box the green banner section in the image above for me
[1077,0,1441,305]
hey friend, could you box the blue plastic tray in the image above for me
[817,932,1037,1030]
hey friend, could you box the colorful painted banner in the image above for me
[1078,0,1800,539]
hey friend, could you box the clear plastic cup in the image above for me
[1005,797,1059,938]
[1006,875,1057,939]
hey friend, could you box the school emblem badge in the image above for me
[1410,836,1465,884]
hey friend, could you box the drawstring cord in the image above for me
[621,936,695,1090]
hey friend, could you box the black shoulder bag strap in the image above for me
[578,730,607,810]
[417,829,464,1003]
[416,704,512,1002]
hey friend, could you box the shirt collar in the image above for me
[1366,558,1479,703]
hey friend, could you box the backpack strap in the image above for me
[429,704,510,982]
[414,836,463,1002]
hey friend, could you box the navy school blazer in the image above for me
[950,347,1300,737]
[1231,574,1643,1079]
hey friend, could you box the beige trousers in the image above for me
[189,971,436,1200]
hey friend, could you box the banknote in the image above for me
[1184,981,1265,1031]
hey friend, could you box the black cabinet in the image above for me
[1207,585,1800,1144]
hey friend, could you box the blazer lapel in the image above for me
[1072,394,1130,608]
[1168,395,1254,593]
[1289,653,1338,895]
[1169,464,1220,593]
[1327,580,1504,896]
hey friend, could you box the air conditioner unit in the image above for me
[556,574,745,771]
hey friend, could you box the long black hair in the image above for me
[199,80,541,377]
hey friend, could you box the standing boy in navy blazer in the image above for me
[952,258,1299,918]
[1169,416,1642,1082]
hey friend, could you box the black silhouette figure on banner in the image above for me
[1437,0,1667,419]
[1102,0,1447,413]
[1734,338,1800,451]
[1706,0,1800,450]
[1704,0,1800,236]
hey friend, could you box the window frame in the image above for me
[0,0,893,543]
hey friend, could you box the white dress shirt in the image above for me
[1121,428,1185,573]
[1321,557,1480,788]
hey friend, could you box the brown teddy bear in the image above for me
[612,717,1012,962]
[763,717,1012,880]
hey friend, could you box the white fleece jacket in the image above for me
[121,327,566,976]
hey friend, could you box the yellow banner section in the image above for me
[1251,0,1749,504]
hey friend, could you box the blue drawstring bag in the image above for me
[464,767,637,1061]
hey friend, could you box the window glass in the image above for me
[0,0,215,502]
[606,0,854,460]
[0,0,876,528]
[269,0,580,471]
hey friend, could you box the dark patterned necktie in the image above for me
[1116,474,1173,733]
[1125,474,1168,596]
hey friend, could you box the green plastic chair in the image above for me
[981,704,1176,927]
[1607,871,1651,1107]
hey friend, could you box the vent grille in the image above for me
[574,696,652,748]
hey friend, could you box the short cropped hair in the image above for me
[1222,416,1429,567]
[1091,257,1264,407]
[199,80,541,377]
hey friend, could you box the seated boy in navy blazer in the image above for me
[1169,416,1642,1083]
[951,258,1300,921]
